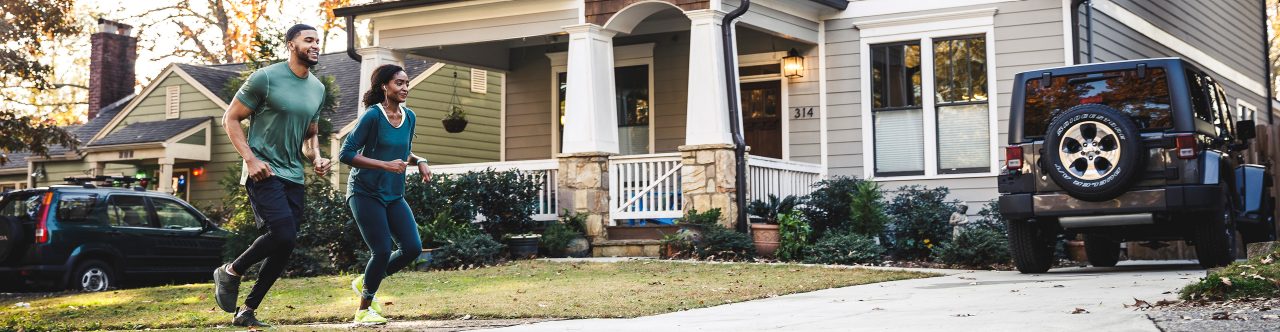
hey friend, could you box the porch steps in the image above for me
[592,239,662,257]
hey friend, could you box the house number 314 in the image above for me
[792,107,816,119]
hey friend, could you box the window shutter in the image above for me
[470,68,487,94]
[165,86,181,119]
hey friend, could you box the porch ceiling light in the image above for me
[782,48,804,79]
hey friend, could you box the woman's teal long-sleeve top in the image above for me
[340,104,418,204]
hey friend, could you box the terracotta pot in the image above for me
[1066,240,1088,263]
[751,223,781,258]
[507,236,540,259]
[442,118,468,133]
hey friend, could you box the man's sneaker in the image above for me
[233,307,271,327]
[350,274,382,312]
[353,308,388,325]
[213,264,241,313]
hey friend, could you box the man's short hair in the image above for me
[286,24,316,42]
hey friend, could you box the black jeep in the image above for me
[0,176,228,291]
[1000,58,1275,273]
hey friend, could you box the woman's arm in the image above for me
[409,153,431,181]
[339,113,405,173]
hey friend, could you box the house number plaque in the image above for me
[792,107,817,119]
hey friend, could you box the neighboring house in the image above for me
[332,0,1273,256]
[8,19,506,210]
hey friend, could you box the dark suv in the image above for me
[1001,58,1275,273]
[0,176,227,291]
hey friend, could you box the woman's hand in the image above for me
[418,163,432,182]
[383,159,408,173]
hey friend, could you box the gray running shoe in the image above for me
[213,264,240,313]
[233,307,271,327]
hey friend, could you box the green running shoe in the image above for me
[353,308,388,325]
[350,274,382,312]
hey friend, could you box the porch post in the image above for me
[92,162,106,177]
[680,9,739,228]
[158,158,174,194]
[558,24,619,245]
[356,47,405,117]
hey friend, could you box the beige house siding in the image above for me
[504,45,556,161]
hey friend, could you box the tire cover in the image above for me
[0,216,21,262]
[1043,104,1144,202]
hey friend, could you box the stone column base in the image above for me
[679,144,739,228]
[557,152,614,242]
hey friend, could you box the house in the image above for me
[331,0,1274,256]
[2,19,506,210]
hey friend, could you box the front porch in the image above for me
[340,0,838,255]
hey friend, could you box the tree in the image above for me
[317,0,351,54]
[124,0,284,65]
[0,0,82,164]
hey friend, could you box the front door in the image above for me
[740,80,783,159]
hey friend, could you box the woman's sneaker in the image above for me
[350,274,382,312]
[353,308,388,325]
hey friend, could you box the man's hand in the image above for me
[418,163,432,182]
[313,156,332,177]
[383,159,408,173]
[246,158,274,182]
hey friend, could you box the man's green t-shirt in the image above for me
[234,62,325,185]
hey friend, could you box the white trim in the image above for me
[854,7,997,38]
[164,86,181,119]
[96,65,231,142]
[406,62,447,90]
[1091,0,1266,96]
[500,72,507,161]
[547,43,655,155]
[858,11,1000,181]
[1061,0,1075,66]
[817,19,828,178]
[1237,99,1259,122]
[831,0,1017,19]
[737,52,790,160]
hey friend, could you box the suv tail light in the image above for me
[1005,146,1024,171]
[1174,134,1197,159]
[35,191,52,244]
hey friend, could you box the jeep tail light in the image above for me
[1005,146,1024,171]
[35,192,52,244]
[1174,134,1197,159]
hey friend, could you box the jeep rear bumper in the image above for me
[999,185,1221,220]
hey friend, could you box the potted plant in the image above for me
[540,212,591,258]
[442,105,468,133]
[746,194,798,258]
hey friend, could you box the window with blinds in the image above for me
[870,42,924,177]
[933,36,989,174]
[165,86,181,119]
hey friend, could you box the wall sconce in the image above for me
[782,48,804,79]
[192,167,204,177]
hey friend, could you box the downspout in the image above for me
[723,0,751,232]
[345,15,362,62]
[1069,0,1086,64]
[1085,0,1093,63]
[1264,0,1274,124]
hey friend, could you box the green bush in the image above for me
[776,210,811,262]
[540,212,587,257]
[679,208,723,227]
[971,200,1007,233]
[404,173,480,237]
[885,186,958,261]
[430,233,507,270]
[847,180,889,237]
[931,228,1011,267]
[802,232,884,265]
[404,169,542,239]
[800,176,863,239]
[746,194,799,224]
[293,177,367,276]
[418,207,480,248]
[696,226,756,261]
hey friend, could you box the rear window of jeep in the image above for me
[1022,68,1172,140]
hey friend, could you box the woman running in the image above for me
[339,64,432,325]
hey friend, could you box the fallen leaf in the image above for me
[384,301,394,306]
[872,307,885,311]
[1262,255,1274,265]
[1053,285,1065,288]
[1155,299,1178,306]
[285,305,295,310]
[1070,308,1089,314]
[1211,311,1231,320]
[1220,277,1233,287]
[953,313,974,317]
[1126,298,1152,309]
[459,314,472,320]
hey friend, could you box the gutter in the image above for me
[1264,0,1274,124]
[345,15,361,62]
[723,0,751,233]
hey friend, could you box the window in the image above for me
[152,198,203,231]
[107,195,151,228]
[0,192,39,221]
[1237,100,1258,123]
[870,42,924,176]
[56,193,99,223]
[555,65,652,155]
[933,36,989,174]
[1022,68,1172,140]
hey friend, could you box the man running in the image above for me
[212,23,331,328]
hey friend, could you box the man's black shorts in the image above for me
[244,176,305,229]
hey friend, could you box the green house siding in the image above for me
[0,173,26,186]
[405,65,502,165]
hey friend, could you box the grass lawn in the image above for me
[1181,247,1280,300]
[1,260,932,331]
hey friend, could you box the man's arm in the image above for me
[303,122,332,176]
[223,99,273,181]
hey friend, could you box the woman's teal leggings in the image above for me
[349,195,422,300]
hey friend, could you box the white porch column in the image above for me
[683,9,734,146]
[158,158,174,194]
[356,47,406,117]
[561,24,620,155]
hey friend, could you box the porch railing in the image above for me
[421,159,559,221]
[609,153,683,223]
[746,155,822,202]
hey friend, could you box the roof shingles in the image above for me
[89,117,212,147]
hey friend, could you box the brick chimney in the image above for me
[88,18,137,120]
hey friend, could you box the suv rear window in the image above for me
[0,192,41,222]
[1022,68,1172,139]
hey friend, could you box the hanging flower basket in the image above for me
[443,71,469,134]
[442,118,468,133]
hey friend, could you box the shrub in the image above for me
[776,210,811,262]
[659,231,697,259]
[679,208,723,227]
[540,212,587,257]
[971,200,1007,233]
[885,185,958,261]
[430,233,507,269]
[931,228,1011,267]
[418,206,480,248]
[404,169,542,240]
[847,180,889,237]
[294,177,366,276]
[746,194,799,224]
[800,176,863,239]
[696,226,756,261]
[802,232,884,265]
[405,173,480,234]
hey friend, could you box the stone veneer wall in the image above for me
[679,143,738,228]
[556,152,613,242]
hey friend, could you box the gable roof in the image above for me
[89,117,212,147]
[174,64,240,103]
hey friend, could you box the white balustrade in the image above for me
[609,153,683,223]
[746,155,823,202]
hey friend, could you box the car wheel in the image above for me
[1008,219,1056,273]
[68,259,116,292]
[1042,104,1145,202]
[1194,187,1237,268]
[1083,234,1120,267]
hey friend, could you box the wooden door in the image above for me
[740,81,782,159]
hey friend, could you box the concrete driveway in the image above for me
[486,261,1203,332]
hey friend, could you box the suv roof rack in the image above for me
[63,176,144,191]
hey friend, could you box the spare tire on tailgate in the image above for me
[0,216,22,262]
[1043,104,1144,202]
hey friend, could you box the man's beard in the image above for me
[294,48,318,67]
